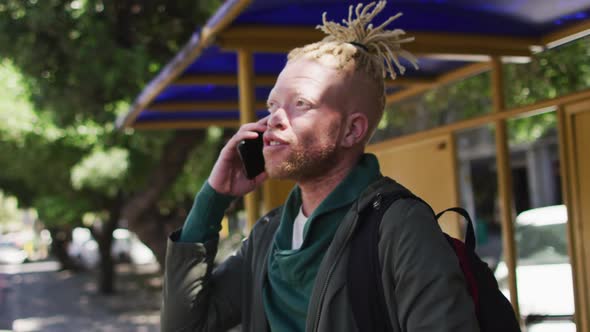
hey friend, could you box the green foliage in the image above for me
[373,72,492,142]
[0,65,83,212]
[505,38,590,108]
[501,38,590,144]
[71,147,129,197]
[508,112,558,145]
[161,127,223,210]
[0,60,65,148]
[373,36,590,145]
[0,0,222,125]
[0,0,222,229]
[34,195,93,227]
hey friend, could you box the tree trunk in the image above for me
[95,216,118,294]
[121,130,203,267]
[92,195,123,294]
[132,210,184,267]
[48,226,81,271]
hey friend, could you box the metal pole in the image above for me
[491,56,521,323]
[237,48,261,231]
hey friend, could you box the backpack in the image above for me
[347,189,521,332]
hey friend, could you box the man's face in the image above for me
[263,58,350,180]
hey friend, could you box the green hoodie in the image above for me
[263,154,381,332]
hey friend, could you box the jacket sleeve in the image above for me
[379,199,480,332]
[161,230,248,332]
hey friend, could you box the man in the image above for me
[161,2,479,331]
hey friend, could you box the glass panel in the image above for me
[505,111,576,331]
[371,72,492,143]
[455,125,501,269]
[504,35,590,109]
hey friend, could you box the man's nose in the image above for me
[267,108,287,130]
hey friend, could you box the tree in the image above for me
[0,0,222,293]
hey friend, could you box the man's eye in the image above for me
[296,99,309,108]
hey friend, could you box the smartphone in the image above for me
[237,132,265,179]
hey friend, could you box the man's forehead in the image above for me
[273,59,352,91]
[268,75,325,100]
[281,58,338,77]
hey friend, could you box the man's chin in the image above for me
[265,167,293,180]
[265,162,300,180]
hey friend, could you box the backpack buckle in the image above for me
[373,193,383,210]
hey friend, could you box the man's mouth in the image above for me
[268,140,283,146]
[263,134,288,147]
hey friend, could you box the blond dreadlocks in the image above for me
[287,1,418,140]
[288,1,418,80]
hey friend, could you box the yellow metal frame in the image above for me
[118,37,209,128]
[237,49,262,228]
[132,120,240,130]
[120,7,590,130]
[173,73,436,88]
[173,74,276,86]
[147,101,267,112]
[491,57,520,321]
[117,0,252,129]
[217,26,537,57]
[556,106,580,328]
[199,0,252,44]
[386,62,490,104]
[559,102,590,332]
[543,18,590,49]
[369,88,590,151]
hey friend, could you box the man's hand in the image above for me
[208,117,269,196]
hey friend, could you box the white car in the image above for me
[68,227,155,269]
[495,205,575,332]
[0,242,28,264]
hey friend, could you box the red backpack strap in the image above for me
[436,207,476,251]
[446,236,480,312]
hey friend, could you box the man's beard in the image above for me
[265,142,339,181]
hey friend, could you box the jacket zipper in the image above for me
[312,193,383,331]
[312,212,362,332]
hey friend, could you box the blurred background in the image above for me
[0,1,233,331]
[1,1,590,331]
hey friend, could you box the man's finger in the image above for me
[231,130,260,143]
[239,120,267,134]
[253,171,268,186]
[256,115,270,125]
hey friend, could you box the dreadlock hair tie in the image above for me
[348,41,370,52]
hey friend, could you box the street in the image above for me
[0,261,160,332]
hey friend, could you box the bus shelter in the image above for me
[119,1,590,330]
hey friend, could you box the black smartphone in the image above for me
[237,132,265,179]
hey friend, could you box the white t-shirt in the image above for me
[291,207,309,250]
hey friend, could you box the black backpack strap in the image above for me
[347,191,415,331]
[436,207,476,251]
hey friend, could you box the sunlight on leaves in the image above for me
[71,147,129,197]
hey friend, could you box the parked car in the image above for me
[112,228,155,265]
[495,205,575,332]
[68,227,155,269]
[0,241,28,264]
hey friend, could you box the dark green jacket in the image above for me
[161,177,479,332]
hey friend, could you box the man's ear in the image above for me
[342,112,369,148]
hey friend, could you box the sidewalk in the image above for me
[0,260,161,332]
